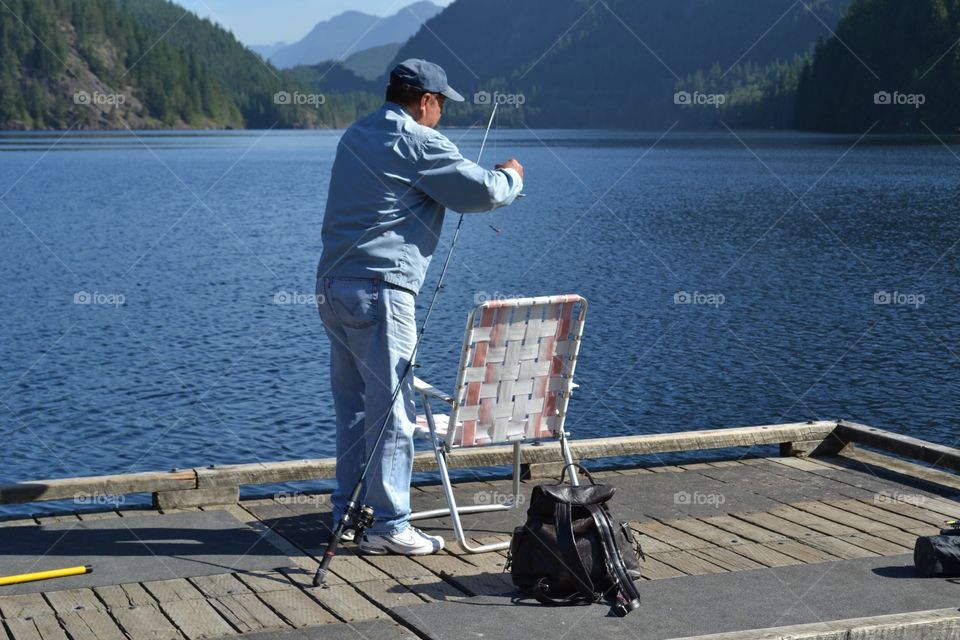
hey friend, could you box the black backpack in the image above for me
[506,465,643,616]
[914,526,960,577]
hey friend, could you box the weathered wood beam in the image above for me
[835,420,960,474]
[0,470,196,505]
[0,420,837,506]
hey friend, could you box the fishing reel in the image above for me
[352,505,376,538]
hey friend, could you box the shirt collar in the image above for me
[385,101,415,120]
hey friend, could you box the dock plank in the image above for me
[864,498,953,527]
[640,555,688,579]
[424,566,515,597]
[348,576,426,610]
[689,547,764,572]
[723,542,803,568]
[827,499,928,531]
[44,588,104,612]
[734,510,822,540]
[0,594,52,619]
[142,578,207,603]
[255,588,339,627]
[324,549,394,584]
[304,585,388,622]
[665,518,749,546]
[767,504,860,537]
[457,548,508,573]
[188,574,252,598]
[45,588,127,640]
[635,520,716,550]
[761,539,839,564]
[207,593,287,634]
[409,552,476,579]
[368,551,468,604]
[627,523,678,553]
[791,501,895,533]
[110,603,184,640]
[0,519,36,528]
[56,609,127,640]
[232,570,298,594]
[838,532,912,555]
[649,551,727,575]
[93,583,155,609]
[154,598,235,639]
[700,514,786,543]
[363,554,447,581]
[400,574,470,603]
[4,615,67,640]
[872,526,932,548]
[801,535,879,560]
[911,495,960,518]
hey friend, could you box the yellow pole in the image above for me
[0,565,92,587]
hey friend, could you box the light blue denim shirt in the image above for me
[317,102,524,294]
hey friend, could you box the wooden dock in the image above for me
[1,419,959,639]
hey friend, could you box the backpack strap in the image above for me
[585,503,641,616]
[530,578,592,607]
[554,502,597,600]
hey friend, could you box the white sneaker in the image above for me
[359,525,445,555]
[339,528,355,543]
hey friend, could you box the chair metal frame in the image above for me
[409,294,588,553]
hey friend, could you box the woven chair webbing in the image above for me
[450,297,582,448]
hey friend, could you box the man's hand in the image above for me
[495,159,524,181]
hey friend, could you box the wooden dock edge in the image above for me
[674,607,960,639]
[836,419,960,474]
[1,418,957,510]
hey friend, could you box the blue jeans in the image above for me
[316,275,417,536]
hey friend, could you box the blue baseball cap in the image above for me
[390,58,465,102]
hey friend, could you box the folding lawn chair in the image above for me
[409,294,588,552]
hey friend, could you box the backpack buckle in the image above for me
[613,596,641,617]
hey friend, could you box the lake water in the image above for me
[1,128,959,510]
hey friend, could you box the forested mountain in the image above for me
[3,0,955,132]
[796,0,960,132]
[342,43,405,81]
[382,0,855,128]
[0,0,376,129]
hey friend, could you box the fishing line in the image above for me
[313,103,500,586]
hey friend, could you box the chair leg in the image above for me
[434,446,510,553]
[511,441,522,508]
[559,430,579,486]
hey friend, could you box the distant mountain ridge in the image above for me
[250,42,287,59]
[342,43,404,81]
[7,0,947,132]
[380,0,856,129]
[262,1,441,70]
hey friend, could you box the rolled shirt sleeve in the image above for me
[414,134,523,213]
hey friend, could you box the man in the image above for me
[316,59,524,555]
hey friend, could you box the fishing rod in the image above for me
[313,103,500,586]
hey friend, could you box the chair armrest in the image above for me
[414,377,455,405]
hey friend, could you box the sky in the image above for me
[170,0,455,45]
